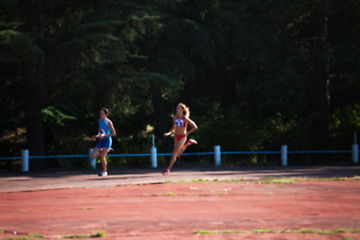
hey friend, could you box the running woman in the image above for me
[162,103,198,175]
[92,108,116,176]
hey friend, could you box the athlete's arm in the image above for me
[185,117,198,136]
[105,120,116,137]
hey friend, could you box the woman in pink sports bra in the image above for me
[162,103,198,175]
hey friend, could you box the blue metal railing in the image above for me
[1,146,358,172]
[222,151,281,154]
[0,149,353,161]
[288,150,351,154]
[0,156,22,160]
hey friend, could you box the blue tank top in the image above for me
[99,118,111,139]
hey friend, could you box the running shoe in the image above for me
[162,169,170,175]
[187,139,198,145]
[98,171,108,177]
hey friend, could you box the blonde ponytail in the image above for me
[178,103,190,118]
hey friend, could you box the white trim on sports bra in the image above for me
[175,118,187,128]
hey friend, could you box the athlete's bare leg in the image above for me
[176,142,189,157]
[167,137,187,170]
[92,148,100,159]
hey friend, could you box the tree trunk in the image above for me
[310,5,330,153]
[24,0,47,169]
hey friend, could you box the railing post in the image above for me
[151,134,157,168]
[214,145,221,167]
[151,147,157,168]
[352,144,358,164]
[89,148,96,169]
[21,149,29,172]
[281,145,287,166]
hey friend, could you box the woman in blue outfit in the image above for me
[92,108,116,176]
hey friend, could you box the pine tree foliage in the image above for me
[0,0,359,167]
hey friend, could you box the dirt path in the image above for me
[1,178,360,239]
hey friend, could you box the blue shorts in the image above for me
[95,137,112,149]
